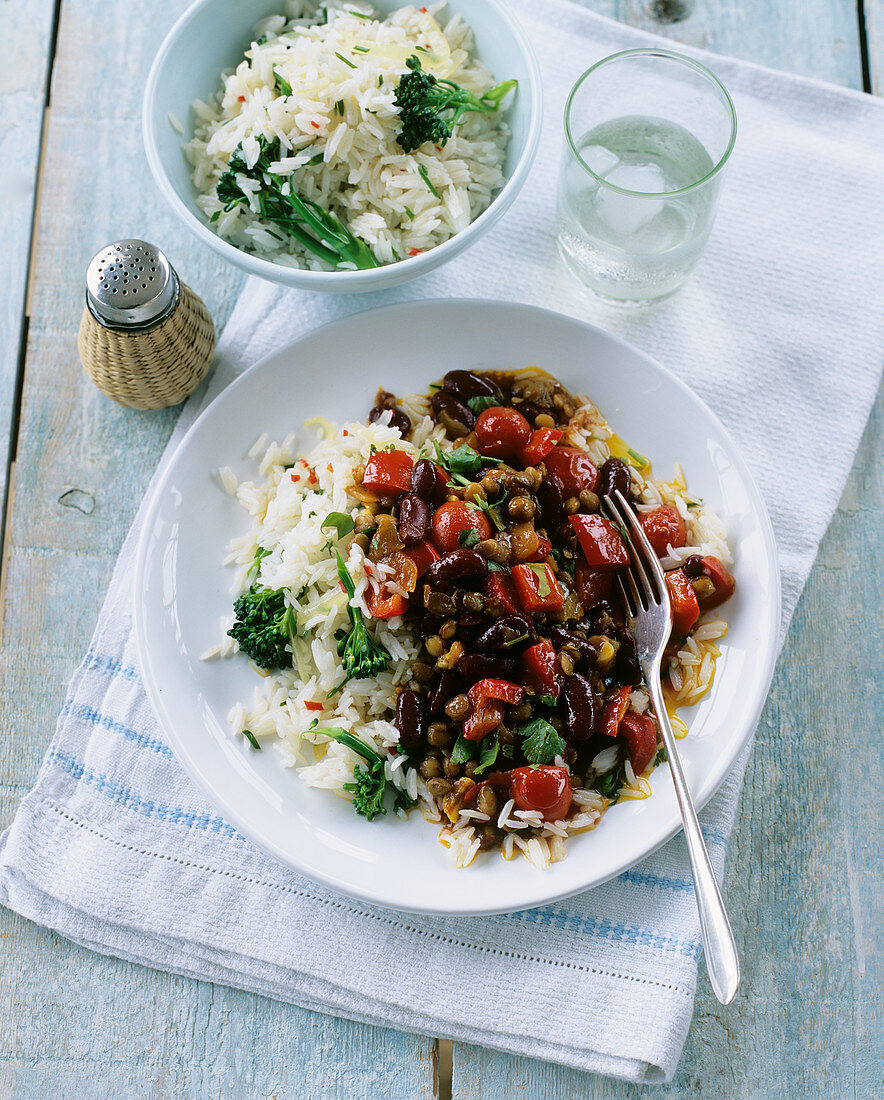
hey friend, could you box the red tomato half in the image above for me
[511,766,573,821]
[431,501,491,553]
[665,569,700,636]
[544,447,599,497]
[639,505,686,557]
[619,713,658,775]
[475,406,532,459]
[698,556,736,609]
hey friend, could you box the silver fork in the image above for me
[602,489,740,1005]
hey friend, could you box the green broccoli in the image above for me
[393,55,516,153]
[314,727,390,821]
[333,551,390,687]
[228,584,296,670]
[216,136,378,270]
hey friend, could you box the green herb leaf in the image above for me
[594,759,625,802]
[518,718,566,765]
[537,694,558,707]
[653,745,668,766]
[526,562,551,598]
[466,395,498,415]
[307,152,325,166]
[247,545,271,579]
[353,45,370,52]
[626,447,649,470]
[242,729,262,751]
[500,632,529,649]
[335,99,345,115]
[404,206,415,220]
[274,71,293,97]
[473,734,499,776]
[378,73,384,86]
[450,735,478,765]
[417,162,441,199]
[335,51,357,68]
[458,528,481,548]
[321,511,355,538]
[349,9,372,17]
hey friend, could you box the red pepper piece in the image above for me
[511,563,565,613]
[698,556,735,609]
[362,450,414,495]
[401,540,439,578]
[521,639,561,699]
[619,713,658,775]
[601,685,632,738]
[574,557,614,608]
[665,569,700,635]
[520,427,563,466]
[570,514,629,570]
[463,701,504,742]
[524,534,553,562]
[366,588,409,620]
[463,678,525,741]
[483,571,522,617]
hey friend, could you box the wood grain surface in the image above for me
[0,0,880,1097]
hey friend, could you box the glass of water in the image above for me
[556,49,737,303]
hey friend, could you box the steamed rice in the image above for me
[186,0,510,269]
[212,381,733,869]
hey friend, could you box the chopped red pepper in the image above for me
[525,534,553,562]
[304,700,324,711]
[366,587,408,620]
[463,679,525,741]
[401,541,439,578]
[483,571,522,617]
[511,563,564,613]
[521,639,561,699]
[307,468,318,485]
[574,557,613,608]
[601,685,632,738]
[520,428,563,466]
[237,95,246,102]
[619,713,658,775]
[665,569,700,635]
[570,513,629,570]
[362,450,414,495]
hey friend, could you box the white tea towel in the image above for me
[2,0,883,1084]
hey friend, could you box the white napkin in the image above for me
[2,0,883,1084]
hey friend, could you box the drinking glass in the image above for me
[556,49,737,303]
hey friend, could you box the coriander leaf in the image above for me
[433,440,502,476]
[466,395,498,415]
[458,528,480,548]
[450,734,478,765]
[537,694,558,707]
[247,545,271,580]
[473,734,499,777]
[653,745,668,766]
[321,511,355,538]
[274,71,293,97]
[594,761,625,802]
[518,718,566,765]
[526,561,551,598]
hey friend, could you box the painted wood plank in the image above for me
[451,0,881,1096]
[0,1,434,1097]
[0,0,58,507]
[863,0,883,91]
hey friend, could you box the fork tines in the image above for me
[601,490,668,614]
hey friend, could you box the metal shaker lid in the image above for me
[85,239,180,330]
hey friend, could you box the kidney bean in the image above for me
[395,689,427,750]
[456,653,519,684]
[598,457,632,499]
[681,554,705,577]
[431,390,475,431]
[411,458,444,502]
[426,549,488,588]
[429,670,464,715]
[547,626,598,668]
[368,404,411,436]
[537,474,564,530]
[475,614,533,651]
[442,370,502,403]
[397,493,431,545]
[615,626,642,684]
[563,674,599,739]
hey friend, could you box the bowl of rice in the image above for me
[143,0,542,291]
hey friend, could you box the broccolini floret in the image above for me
[393,55,516,153]
[333,552,390,686]
[314,727,390,821]
[215,136,378,270]
[228,584,296,670]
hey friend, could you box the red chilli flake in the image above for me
[290,472,301,482]
[311,120,321,128]
[304,701,324,711]
[408,248,422,257]
[237,95,246,102]
[308,469,318,484]
[419,5,427,10]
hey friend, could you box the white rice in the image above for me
[186,0,510,270]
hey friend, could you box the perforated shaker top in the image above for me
[85,239,180,330]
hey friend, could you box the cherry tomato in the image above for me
[619,713,658,775]
[511,766,573,821]
[665,568,700,635]
[520,428,562,466]
[698,556,735,609]
[544,446,599,497]
[430,501,492,553]
[639,505,687,557]
[475,406,532,458]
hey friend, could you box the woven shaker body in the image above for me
[78,240,216,410]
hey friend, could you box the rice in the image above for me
[186,0,510,270]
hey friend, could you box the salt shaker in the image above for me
[78,239,215,410]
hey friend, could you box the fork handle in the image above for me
[645,664,741,1005]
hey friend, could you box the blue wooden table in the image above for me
[1,1,881,1096]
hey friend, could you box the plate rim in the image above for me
[134,297,782,914]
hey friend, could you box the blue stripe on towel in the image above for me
[510,905,701,958]
[620,868,695,894]
[48,748,242,839]
[83,650,142,684]
[62,701,173,758]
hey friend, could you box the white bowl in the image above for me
[142,0,542,292]
[134,299,781,915]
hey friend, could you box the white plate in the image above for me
[134,299,780,915]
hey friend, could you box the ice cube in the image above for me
[595,163,666,236]
[581,144,620,177]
